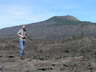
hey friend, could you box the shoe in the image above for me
[20,56,24,59]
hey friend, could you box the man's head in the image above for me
[22,25,25,29]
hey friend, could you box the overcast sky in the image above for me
[0,0,96,29]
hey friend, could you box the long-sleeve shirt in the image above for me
[17,29,26,40]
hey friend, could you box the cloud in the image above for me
[0,4,53,28]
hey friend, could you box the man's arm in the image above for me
[17,29,24,38]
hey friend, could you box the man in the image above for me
[17,25,26,59]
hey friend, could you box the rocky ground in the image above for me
[0,36,96,72]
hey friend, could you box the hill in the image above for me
[0,15,96,40]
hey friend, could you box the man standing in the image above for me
[17,25,26,59]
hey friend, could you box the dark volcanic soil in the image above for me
[0,36,96,72]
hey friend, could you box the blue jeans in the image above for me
[20,40,24,56]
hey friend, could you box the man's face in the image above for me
[22,25,25,29]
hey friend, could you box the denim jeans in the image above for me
[20,40,24,56]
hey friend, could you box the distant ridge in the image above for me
[0,15,96,40]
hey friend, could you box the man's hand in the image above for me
[18,34,24,38]
[21,35,24,38]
